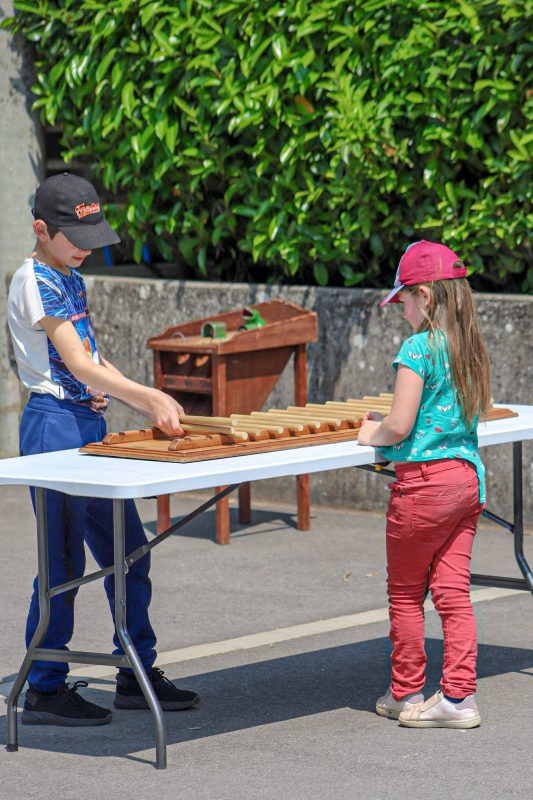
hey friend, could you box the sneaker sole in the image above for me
[375,705,400,720]
[399,715,481,729]
[21,710,112,726]
[113,695,200,711]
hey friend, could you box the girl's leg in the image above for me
[386,468,471,699]
[386,490,436,699]
[429,499,483,698]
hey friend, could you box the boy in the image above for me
[7,172,199,725]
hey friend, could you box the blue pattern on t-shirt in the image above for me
[33,259,102,403]
[379,331,486,502]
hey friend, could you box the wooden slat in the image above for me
[181,414,232,426]
[268,410,346,431]
[103,428,161,445]
[246,413,309,435]
[80,428,360,463]
[168,434,238,451]
[257,412,325,432]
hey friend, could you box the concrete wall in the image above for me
[0,0,43,457]
[82,276,532,524]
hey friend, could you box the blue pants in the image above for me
[20,393,157,692]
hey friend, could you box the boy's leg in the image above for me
[83,497,157,670]
[22,489,112,726]
[19,397,112,724]
[84,497,199,710]
[24,489,86,692]
[20,400,91,692]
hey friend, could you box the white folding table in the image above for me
[1,403,532,768]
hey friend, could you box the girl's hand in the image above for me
[357,419,382,445]
[361,411,384,423]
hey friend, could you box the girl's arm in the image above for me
[357,365,423,446]
[40,317,185,436]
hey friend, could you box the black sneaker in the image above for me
[21,681,112,726]
[114,667,200,711]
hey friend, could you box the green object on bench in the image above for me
[201,321,228,338]
[241,307,267,330]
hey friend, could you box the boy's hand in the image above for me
[89,390,109,413]
[147,388,185,437]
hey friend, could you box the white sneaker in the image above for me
[375,686,425,719]
[398,690,481,729]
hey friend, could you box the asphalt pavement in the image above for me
[0,483,532,800]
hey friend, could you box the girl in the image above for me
[358,241,491,729]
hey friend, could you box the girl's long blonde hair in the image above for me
[407,279,492,426]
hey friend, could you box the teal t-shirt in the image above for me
[379,331,486,502]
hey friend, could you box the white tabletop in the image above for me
[0,404,531,500]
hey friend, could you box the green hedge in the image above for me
[3,0,532,290]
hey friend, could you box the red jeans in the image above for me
[386,459,484,700]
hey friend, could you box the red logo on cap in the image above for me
[74,202,100,219]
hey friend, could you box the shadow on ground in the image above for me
[1,638,532,765]
[143,506,302,540]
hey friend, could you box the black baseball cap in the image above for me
[32,172,121,249]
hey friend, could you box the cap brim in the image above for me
[59,219,121,249]
[379,285,403,307]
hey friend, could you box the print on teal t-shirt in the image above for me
[379,331,486,502]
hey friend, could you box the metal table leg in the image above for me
[6,488,50,751]
[112,499,167,770]
[467,441,532,594]
[512,442,533,592]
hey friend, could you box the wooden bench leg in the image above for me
[296,474,310,530]
[216,490,231,545]
[238,483,251,524]
[157,495,170,535]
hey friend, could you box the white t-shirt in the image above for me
[8,257,103,403]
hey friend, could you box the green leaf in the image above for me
[164,121,179,153]
[313,263,329,286]
[174,96,197,119]
[197,246,207,275]
[96,48,117,83]
[280,141,296,165]
[272,35,287,61]
[121,81,135,118]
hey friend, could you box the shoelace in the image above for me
[64,680,89,706]
[150,668,173,688]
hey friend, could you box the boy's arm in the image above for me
[99,356,124,376]
[357,365,423,446]
[40,317,185,436]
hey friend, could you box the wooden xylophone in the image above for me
[79,394,518,464]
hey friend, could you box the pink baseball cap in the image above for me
[380,240,467,307]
